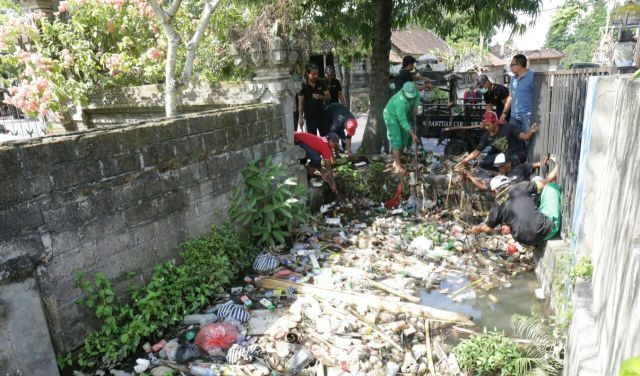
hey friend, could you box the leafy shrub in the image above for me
[73,225,257,369]
[511,314,563,375]
[334,162,397,203]
[454,331,524,376]
[229,156,308,246]
[570,255,593,283]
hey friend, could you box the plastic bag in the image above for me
[194,322,240,353]
[174,342,202,363]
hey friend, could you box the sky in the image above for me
[491,0,566,50]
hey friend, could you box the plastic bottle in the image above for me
[386,361,400,376]
[189,365,219,376]
[183,313,218,325]
[286,348,313,372]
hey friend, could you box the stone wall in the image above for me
[78,82,270,128]
[564,76,640,375]
[0,104,303,373]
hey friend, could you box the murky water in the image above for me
[419,271,549,334]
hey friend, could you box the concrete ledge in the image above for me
[534,239,570,307]
[0,278,60,376]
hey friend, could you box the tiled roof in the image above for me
[389,50,403,64]
[509,48,565,61]
[483,53,505,67]
[391,29,452,55]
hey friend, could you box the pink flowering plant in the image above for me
[0,0,254,119]
[0,0,164,117]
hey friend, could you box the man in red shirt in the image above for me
[294,132,340,194]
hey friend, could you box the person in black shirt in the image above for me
[394,55,428,93]
[324,103,358,156]
[454,111,538,171]
[476,74,510,122]
[470,175,561,246]
[324,66,345,105]
[298,64,331,136]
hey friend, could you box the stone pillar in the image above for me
[229,25,306,179]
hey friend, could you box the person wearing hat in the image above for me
[324,66,345,105]
[324,103,358,156]
[454,111,538,172]
[462,153,558,191]
[383,81,420,174]
[494,153,558,183]
[294,131,340,194]
[476,74,511,122]
[470,175,562,246]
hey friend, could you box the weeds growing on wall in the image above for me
[229,156,308,247]
[70,225,257,369]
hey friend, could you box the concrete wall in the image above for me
[0,104,303,372]
[565,76,640,375]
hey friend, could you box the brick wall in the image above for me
[0,103,303,355]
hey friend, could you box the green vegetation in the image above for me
[229,157,308,247]
[455,330,524,375]
[71,225,257,368]
[620,357,640,376]
[545,0,607,67]
[334,162,396,203]
[454,315,564,376]
[570,255,593,282]
[511,315,564,375]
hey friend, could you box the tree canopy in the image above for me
[545,0,607,67]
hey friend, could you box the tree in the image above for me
[545,0,606,67]
[147,0,221,117]
[356,0,542,153]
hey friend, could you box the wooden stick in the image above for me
[445,173,453,207]
[333,266,421,303]
[425,319,436,376]
[256,277,473,324]
[367,278,421,303]
[345,307,404,352]
[450,278,484,297]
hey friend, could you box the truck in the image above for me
[415,72,486,156]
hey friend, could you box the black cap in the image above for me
[476,74,490,85]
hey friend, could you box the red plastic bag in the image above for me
[194,322,239,353]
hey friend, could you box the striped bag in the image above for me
[252,253,279,274]
[226,343,262,364]
[212,303,250,324]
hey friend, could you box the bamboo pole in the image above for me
[425,319,436,375]
[332,265,421,303]
[256,277,473,324]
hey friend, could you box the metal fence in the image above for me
[530,67,615,237]
[0,93,49,139]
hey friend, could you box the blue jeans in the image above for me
[510,116,531,132]
[296,142,322,168]
[510,116,531,150]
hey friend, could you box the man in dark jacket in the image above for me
[470,175,561,246]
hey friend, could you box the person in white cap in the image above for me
[462,154,558,191]
[470,173,562,246]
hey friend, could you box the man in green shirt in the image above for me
[383,81,419,174]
